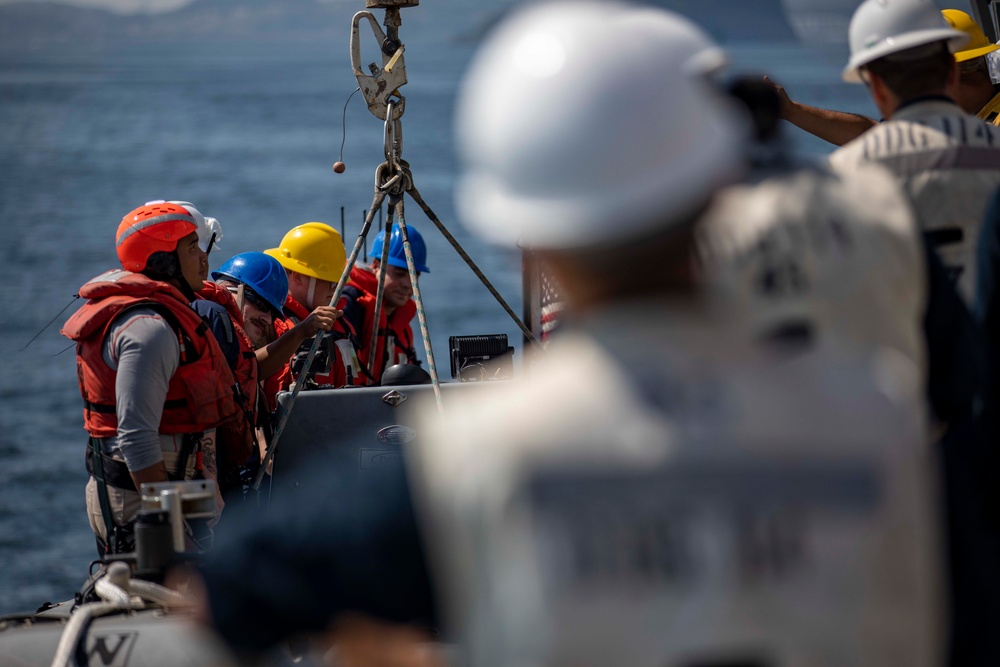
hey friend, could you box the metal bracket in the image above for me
[382,389,407,407]
[139,480,216,553]
[351,10,407,120]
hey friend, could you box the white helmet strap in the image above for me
[307,276,318,309]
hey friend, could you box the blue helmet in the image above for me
[369,223,430,273]
[212,252,289,316]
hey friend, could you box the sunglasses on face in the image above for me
[226,285,276,318]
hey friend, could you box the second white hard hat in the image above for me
[843,0,969,82]
[167,200,223,253]
[454,1,747,250]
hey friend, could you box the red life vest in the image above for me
[61,270,240,439]
[262,294,362,411]
[343,266,418,384]
[196,281,259,472]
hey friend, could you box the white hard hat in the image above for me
[618,7,727,77]
[843,0,969,82]
[166,200,223,253]
[454,1,747,250]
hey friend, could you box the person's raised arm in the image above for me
[765,76,877,147]
[255,306,340,379]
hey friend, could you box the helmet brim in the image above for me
[211,270,287,317]
[263,247,319,282]
[843,29,970,82]
[955,41,1000,63]
[386,256,430,274]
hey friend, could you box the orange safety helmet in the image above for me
[116,202,198,272]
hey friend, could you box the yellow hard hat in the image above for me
[942,9,1000,62]
[264,222,346,283]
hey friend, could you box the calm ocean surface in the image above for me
[0,1,870,613]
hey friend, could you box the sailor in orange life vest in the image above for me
[204,251,340,488]
[211,252,289,349]
[60,202,243,556]
[262,222,363,402]
[341,222,429,384]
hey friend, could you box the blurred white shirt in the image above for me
[411,300,942,667]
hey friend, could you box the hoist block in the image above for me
[365,0,419,8]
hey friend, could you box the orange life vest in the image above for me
[61,270,240,438]
[343,266,418,384]
[196,281,259,473]
[262,294,362,411]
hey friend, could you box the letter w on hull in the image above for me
[86,631,138,667]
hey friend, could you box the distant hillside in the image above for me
[0,0,361,53]
[0,0,797,55]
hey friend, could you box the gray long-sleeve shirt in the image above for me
[100,308,180,471]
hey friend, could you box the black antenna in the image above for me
[23,295,80,351]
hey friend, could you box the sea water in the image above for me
[0,1,872,613]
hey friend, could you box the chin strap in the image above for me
[307,276,318,309]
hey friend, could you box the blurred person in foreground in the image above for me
[195,3,943,666]
[828,10,1000,659]
[703,76,1000,667]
